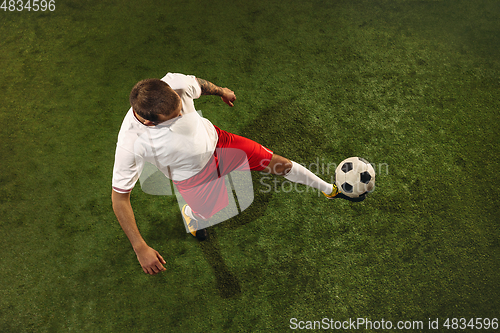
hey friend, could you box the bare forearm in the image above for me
[196,78,224,96]
[112,191,147,251]
[111,190,166,275]
[196,78,236,107]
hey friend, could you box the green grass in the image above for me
[1,0,499,332]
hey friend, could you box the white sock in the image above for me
[184,205,198,220]
[284,161,333,194]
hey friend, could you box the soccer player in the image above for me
[112,72,349,275]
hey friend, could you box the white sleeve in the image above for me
[112,146,142,193]
[183,74,202,100]
[160,72,202,99]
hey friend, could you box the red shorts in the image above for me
[173,126,273,219]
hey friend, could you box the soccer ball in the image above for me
[335,157,376,198]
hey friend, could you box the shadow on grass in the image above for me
[198,229,241,299]
[198,173,273,299]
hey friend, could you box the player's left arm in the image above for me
[196,78,236,107]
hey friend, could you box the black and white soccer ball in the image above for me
[335,157,376,198]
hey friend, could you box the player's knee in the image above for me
[282,160,293,176]
[274,157,292,176]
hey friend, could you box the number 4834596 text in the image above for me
[1,0,55,11]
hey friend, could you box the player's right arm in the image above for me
[111,190,166,275]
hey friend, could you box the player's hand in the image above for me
[134,245,166,275]
[221,88,236,107]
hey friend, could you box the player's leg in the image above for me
[213,126,341,198]
[179,127,353,239]
[262,154,340,197]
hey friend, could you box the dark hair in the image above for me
[129,79,181,122]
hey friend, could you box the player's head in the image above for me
[129,79,181,123]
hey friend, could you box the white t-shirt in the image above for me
[112,73,218,193]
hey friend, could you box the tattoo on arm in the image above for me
[197,78,224,96]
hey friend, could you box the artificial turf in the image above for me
[0,0,499,332]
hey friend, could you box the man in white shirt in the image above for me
[112,73,344,275]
